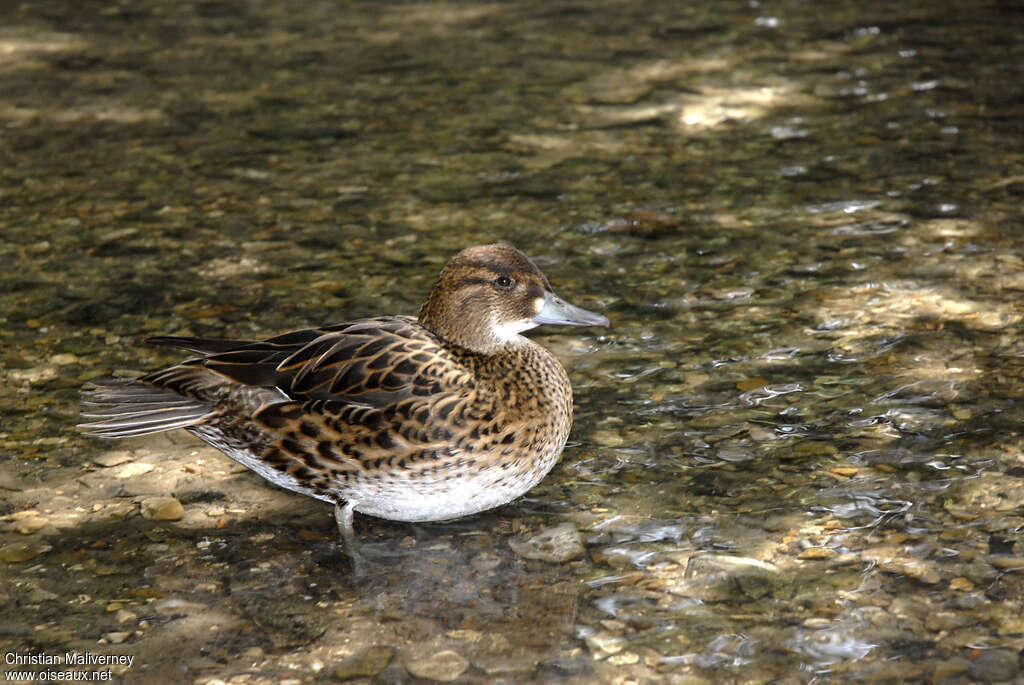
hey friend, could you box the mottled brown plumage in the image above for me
[79,244,608,544]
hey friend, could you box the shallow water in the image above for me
[3,1,1024,683]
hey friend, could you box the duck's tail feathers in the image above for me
[78,378,215,439]
[146,336,253,355]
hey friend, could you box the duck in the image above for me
[79,243,609,548]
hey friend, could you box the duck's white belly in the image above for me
[343,458,557,522]
[189,425,564,523]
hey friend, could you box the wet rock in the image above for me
[924,611,963,632]
[997,615,1024,635]
[115,609,138,624]
[933,656,969,681]
[509,523,584,562]
[26,587,59,602]
[104,631,131,644]
[667,676,712,685]
[405,649,469,682]
[956,558,999,587]
[92,450,135,467]
[7,510,50,535]
[0,541,52,563]
[967,648,1019,683]
[474,652,538,676]
[12,516,50,535]
[591,544,648,569]
[140,497,184,521]
[0,471,24,491]
[789,440,838,458]
[584,630,627,658]
[607,210,682,238]
[115,463,154,478]
[469,551,502,572]
[240,646,264,662]
[949,577,976,591]
[591,430,624,447]
[862,548,941,584]
[670,554,786,601]
[90,501,136,521]
[334,645,394,680]
[797,547,837,560]
[987,555,1024,570]
[950,593,989,611]
[606,651,639,666]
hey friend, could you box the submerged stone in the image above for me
[140,497,184,521]
[509,523,584,563]
[405,649,469,682]
[334,645,394,680]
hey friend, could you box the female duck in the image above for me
[81,244,608,543]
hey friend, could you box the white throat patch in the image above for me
[491,316,538,343]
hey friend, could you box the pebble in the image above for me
[789,441,838,458]
[607,651,639,665]
[864,552,941,585]
[91,502,136,521]
[12,516,49,535]
[584,630,627,658]
[334,645,394,680]
[0,471,23,491]
[591,430,624,447]
[949,577,975,591]
[967,648,1019,683]
[240,647,264,662]
[405,649,469,682]
[672,554,785,601]
[471,648,539,675]
[93,450,135,467]
[987,555,1024,570]
[116,463,154,478]
[932,656,968,681]
[924,611,962,632]
[509,523,584,563]
[115,609,138,624]
[140,497,184,521]
[798,547,837,560]
[736,377,769,392]
[469,551,502,573]
[104,631,131,644]
[0,542,52,563]
[26,588,59,602]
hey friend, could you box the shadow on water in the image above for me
[3,474,587,682]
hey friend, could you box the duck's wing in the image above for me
[149,316,462,407]
[80,316,469,439]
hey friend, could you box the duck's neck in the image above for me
[419,304,503,355]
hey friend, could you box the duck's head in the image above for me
[418,243,609,354]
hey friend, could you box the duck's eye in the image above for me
[494,275,515,291]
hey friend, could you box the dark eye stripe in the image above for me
[456,277,493,287]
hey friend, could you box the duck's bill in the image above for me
[533,291,610,327]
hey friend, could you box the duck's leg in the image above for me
[334,500,357,545]
[334,500,366,574]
